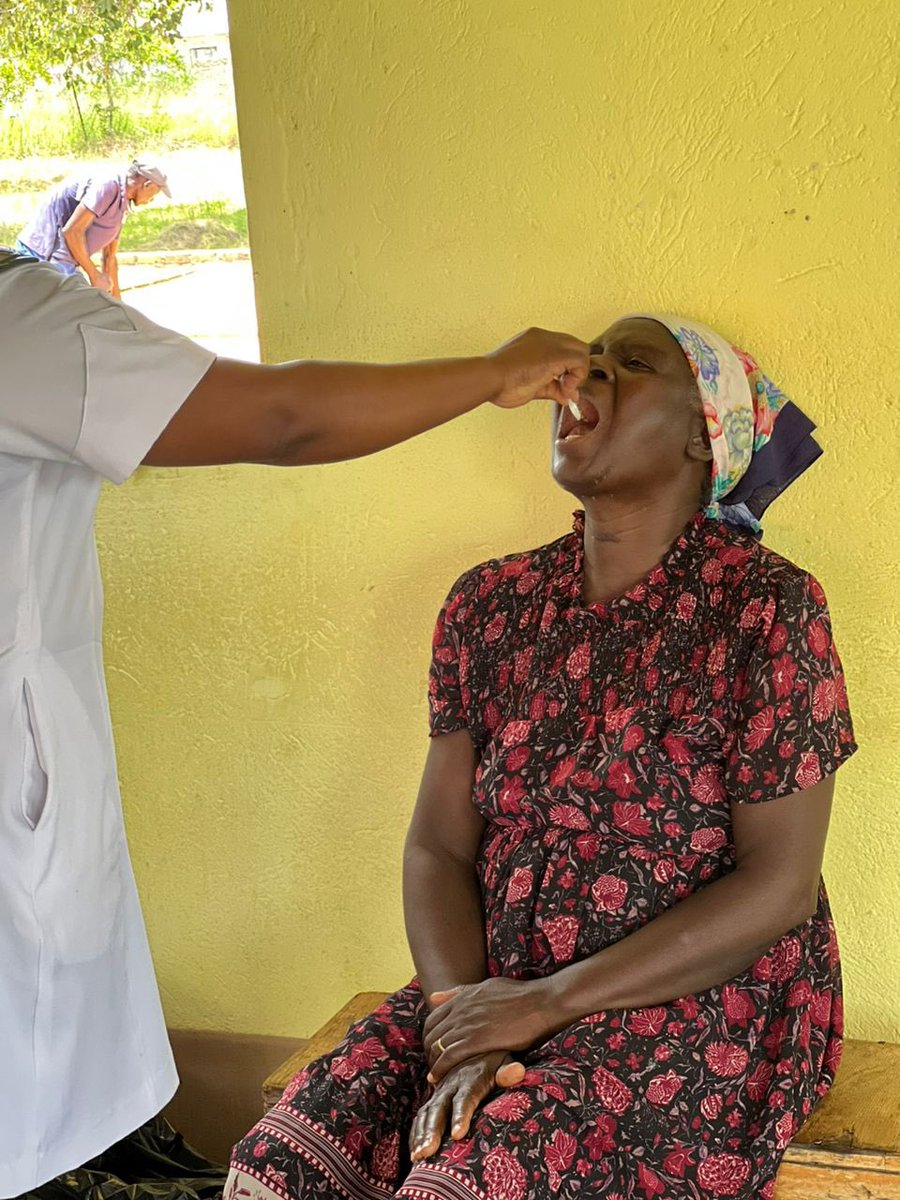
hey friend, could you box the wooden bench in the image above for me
[263,993,900,1199]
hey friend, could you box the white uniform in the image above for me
[0,262,215,1197]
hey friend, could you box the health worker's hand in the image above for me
[486,328,589,409]
[424,977,553,1084]
[409,1050,525,1161]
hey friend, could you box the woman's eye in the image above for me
[627,358,650,370]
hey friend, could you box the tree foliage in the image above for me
[0,0,209,124]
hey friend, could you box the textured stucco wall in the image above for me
[96,0,899,1040]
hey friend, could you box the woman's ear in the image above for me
[686,409,713,463]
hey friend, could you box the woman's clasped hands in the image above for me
[409,976,562,1161]
[424,976,555,1083]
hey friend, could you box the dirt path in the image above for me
[121,258,259,361]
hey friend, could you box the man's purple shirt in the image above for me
[19,174,127,265]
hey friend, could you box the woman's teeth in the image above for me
[560,396,598,441]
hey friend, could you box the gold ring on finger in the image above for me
[435,1036,446,1055]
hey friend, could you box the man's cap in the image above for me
[131,159,171,197]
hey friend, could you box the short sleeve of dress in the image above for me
[427,576,471,738]
[726,571,857,803]
[0,262,215,483]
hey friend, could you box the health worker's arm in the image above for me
[142,328,589,467]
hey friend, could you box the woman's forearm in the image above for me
[403,844,488,1005]
[543,865,815,1031]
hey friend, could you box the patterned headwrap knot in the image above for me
[637,314,822,535]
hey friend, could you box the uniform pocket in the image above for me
[21,678,50,830]
[25,657,125,964]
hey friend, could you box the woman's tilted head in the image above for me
[551,316,713,511]
[553,313,821,535]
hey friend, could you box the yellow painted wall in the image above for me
[97,0,899,1041]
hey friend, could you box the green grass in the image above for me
[0,220,22,247]
[119,200,247,250]
[1,203,248,254]
[0,73,245,253]
[0,174,67,195]
[0,79,238,159]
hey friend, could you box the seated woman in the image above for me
[228,314,856,1200]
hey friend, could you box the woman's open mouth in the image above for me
[557,395,601,441]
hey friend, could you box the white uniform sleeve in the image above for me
[0,261,216,483]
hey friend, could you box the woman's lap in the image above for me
[226,977,824,1198]
[230,984,429,1198]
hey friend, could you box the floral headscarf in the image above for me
[637,315,822,534]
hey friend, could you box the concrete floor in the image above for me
[120,258,260,362]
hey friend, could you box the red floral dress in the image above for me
[229,513,856,1200]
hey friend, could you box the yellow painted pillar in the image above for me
[99,0,897,1039]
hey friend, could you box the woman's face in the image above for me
[552,317,710,505]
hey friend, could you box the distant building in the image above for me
[178,0,232,73]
